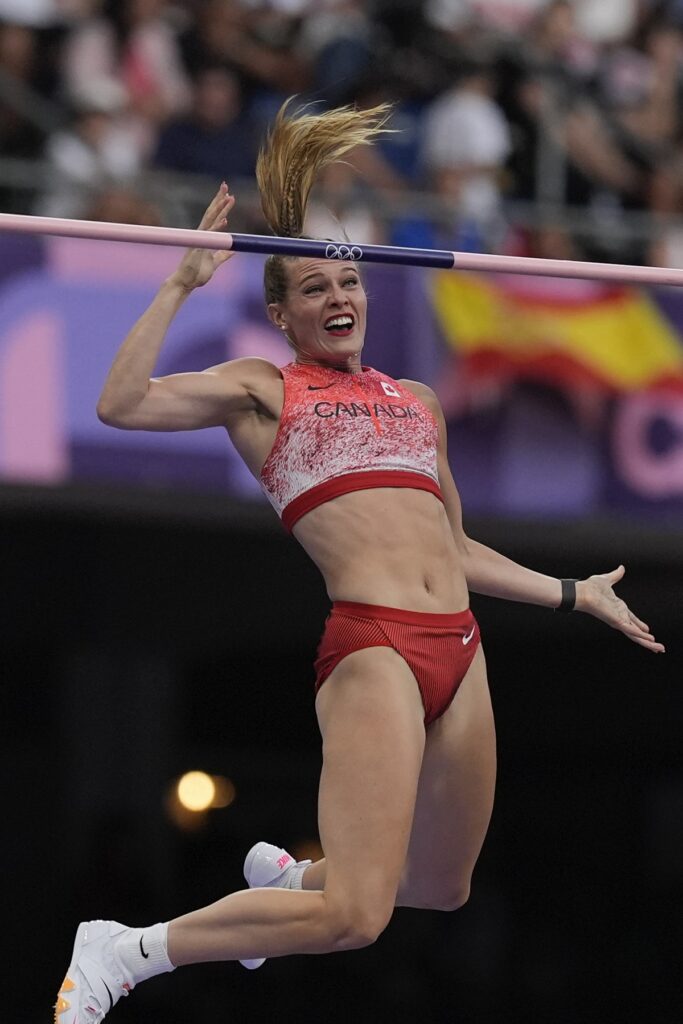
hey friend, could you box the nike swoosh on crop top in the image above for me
[260,362,444,531]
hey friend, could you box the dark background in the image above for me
[2,484,681,1024]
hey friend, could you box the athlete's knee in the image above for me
[402,882,470,913]
[426,883,470,913]
[325,899,393,951]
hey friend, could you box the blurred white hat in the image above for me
[0,0,58,27]
[425,0,473,32]
[575,0,637,44]
[69,77,128,114]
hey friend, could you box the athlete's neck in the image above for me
[295,355,363,374]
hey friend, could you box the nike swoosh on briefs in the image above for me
[462,626,476,645]
[307,384,334,390]
[140,935,149,959]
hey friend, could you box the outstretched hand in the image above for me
[170,182,235,292]
[575,565,665,653]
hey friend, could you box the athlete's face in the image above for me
[267,258,367,370]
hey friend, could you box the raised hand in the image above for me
[170,182,236,292]
[576,565,665,653]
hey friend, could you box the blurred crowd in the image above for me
[2,0,683,263]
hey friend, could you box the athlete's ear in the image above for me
[267,303,286,330]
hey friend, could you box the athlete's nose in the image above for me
[328,283,350,307]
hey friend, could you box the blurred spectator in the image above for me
[36,77,142,218]
[647,118,683,268]
[0,21,45,157]
[520,0,597,82]
[550,13,683,221]
[355,63,432,187]
[180,0,246,78]
[305,176,384,246]
[179,0,306,121]
[598,18,683,152]
[296,0,380,106]
[153,65,257,179]
[425,0,546,34]
[421,56,511,244]
[61,0,191,158]
[499,2,645,213]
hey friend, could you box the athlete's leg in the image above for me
[314,646,426,931]
[296,644,496,908]
[168,646,425,964]
[396,643,496,909]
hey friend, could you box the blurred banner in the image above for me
[0,233,681,522]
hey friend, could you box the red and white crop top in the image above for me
[260,362,444,531]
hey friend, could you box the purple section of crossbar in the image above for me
[3,211,683,284]
[230,234,454,267]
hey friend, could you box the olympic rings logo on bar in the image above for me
[325,243,364,261]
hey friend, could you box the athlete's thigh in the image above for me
[315,646,426,920]
[399,643,496,908]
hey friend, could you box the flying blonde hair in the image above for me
[256,97,393,303]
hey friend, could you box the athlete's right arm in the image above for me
[98,347,274,431]
[97,183,268,431]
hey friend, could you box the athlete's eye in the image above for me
[304,284,323,294]
[344,277,359,286]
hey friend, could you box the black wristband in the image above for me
[556,579,577,612]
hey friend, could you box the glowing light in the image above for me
[177,771,216,812]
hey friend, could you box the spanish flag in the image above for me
[432,272,683,395]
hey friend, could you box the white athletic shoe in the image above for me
[239,842,311,971]
[54,920,133,1023]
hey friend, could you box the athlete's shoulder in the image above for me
[397,379,445,428]
[212,357,284,401]
[217,356,283,380]
[397,378,437,403]
[211,358,284,416]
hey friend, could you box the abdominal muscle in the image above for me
[293,487,470,613]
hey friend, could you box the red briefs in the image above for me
[313,601,481,726]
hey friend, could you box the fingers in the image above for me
[579,569,663,654]
[628,609,650,633]
[209,192,234,231]
[197,184,224,229]
[198,182,234,231]
[208,195,234,234]
[622,604,661,648]
[627,632,666,654]
[618,614,665,653]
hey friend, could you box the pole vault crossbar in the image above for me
[0,211,681,287]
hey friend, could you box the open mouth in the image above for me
[324,315,355,337]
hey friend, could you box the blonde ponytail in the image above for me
[258,98,393,303]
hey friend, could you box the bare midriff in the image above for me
[292,487,469,613]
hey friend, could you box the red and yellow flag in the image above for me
[432,271,683,395]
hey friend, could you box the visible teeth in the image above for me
[326,317,353,329]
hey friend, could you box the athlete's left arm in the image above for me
[401,380,665,653]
